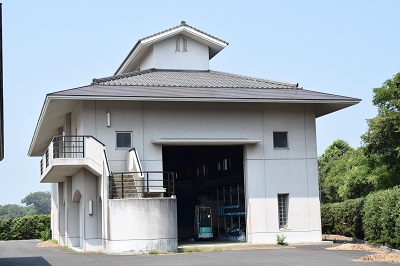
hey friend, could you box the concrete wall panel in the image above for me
[107,198,177,253]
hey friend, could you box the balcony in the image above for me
[39,136,105,183]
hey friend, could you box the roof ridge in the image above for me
[139,21,228,45]
[92,68,156,84]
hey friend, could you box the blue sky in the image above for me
[1,0,399,205]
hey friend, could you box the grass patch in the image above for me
[212,246,232,251]
[178,246,204,253]
[148,250,160,254]
[61,245,74,251]
[147,250,169,255]
[51,239,58,244]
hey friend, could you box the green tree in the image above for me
[21,191,51,215]
[319,140,379,203]
[362,72,400,189]
[0,204,30,220]
[318,140,354,203]
[336,148,377,200]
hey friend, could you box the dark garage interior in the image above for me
[162,145,246,241]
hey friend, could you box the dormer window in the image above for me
[175,38,180,52]
[175,37,187,52]
[182,38,187,52]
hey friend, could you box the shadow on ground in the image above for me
[0,256,50,266]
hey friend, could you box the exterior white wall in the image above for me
[245,103,320,243]
[83,101,144,172]
[105,198,177,254]
[141,101,265,175]
[140,35,209,70]
[139,46,153,71]
[79,100,321,243]
[71,101,83,136]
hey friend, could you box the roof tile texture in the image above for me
[92,69,298,89]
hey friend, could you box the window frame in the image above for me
[116,131,132,149]
[273,131,289,149]
[175,37,180,52]
[182,38,188,52]
[278,193,289,229]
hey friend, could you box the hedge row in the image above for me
[0,214,50,240]
[321,197,364,239]
[321,187,400,249]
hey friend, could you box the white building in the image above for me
[28,22,360,253]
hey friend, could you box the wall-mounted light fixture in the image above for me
[88,200,93,215]
[107,112,111,127]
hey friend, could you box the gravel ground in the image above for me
[324,234,400,264]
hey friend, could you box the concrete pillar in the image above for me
[58,182,66,245]
[65,113,71,135]
[50,183,59,241]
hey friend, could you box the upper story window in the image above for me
[175,37,188,52]
[273,132,288,149]
[182,38,187,52]
[175,38,180,52]
[116,131,132,149]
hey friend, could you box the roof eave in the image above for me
[28,96,51,156]
[47,94,360,106]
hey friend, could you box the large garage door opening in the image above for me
[163,146,245,241]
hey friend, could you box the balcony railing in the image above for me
[109,171,176,199]
[52,135,85,159]
[40,135,105,176]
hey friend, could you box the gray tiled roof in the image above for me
[51,68,360,119]
[51,80,360,119]
[92,69,298,89]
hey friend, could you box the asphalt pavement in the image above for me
[0,240,392,266]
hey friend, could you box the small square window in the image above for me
[116,132,132,148]
[273,132,288,148]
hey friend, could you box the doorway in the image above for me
[162,146,245,241]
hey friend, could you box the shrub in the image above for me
[276,234,288,245]
[321,197,364,239]
[40,228,51,241]
[0,219,13,240]
[321,187,400,249]
[0,214,50,240]
[363,187,400,249]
